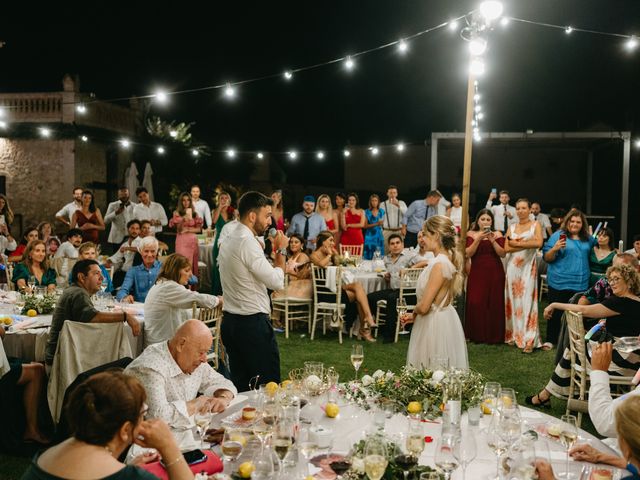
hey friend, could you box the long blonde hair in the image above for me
[422,215,464,296]
[315,194,333,216]
[615,396,640,463]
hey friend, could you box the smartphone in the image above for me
[491,188,497,194]
[559,233,567,242]
[161,449,207,467]
[483,226,491,233]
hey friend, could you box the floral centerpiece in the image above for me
[21,293,57,315]
[340,366,484,417]
[336,254,359,267]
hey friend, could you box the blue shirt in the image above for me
[286,212,327,250]
[402,200,437,234]
[543,230,596,291]
[116,260,161,302]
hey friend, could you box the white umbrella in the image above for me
[126,162,140,202]
[142,162,155,201]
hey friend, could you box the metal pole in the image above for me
[430,134,438,190]
[621,134,630,244]
[459,72,476,256]
[586,151,593,215]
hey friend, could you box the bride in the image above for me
[402,215,468,369]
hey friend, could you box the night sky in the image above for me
[2,0,639,152]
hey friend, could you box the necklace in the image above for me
[104,445,114,457]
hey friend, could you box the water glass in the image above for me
[482,382,501,416]
[453,429,477,480]
[498,387,518,411]
[252,447,276,479]
[467,404,481,426]
[434,433,459,480]
[304,361,324,378]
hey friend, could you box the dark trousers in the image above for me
[221,312,281,392]
[404,231,419,248]
[367,289,400,341]
[546,287,579,345]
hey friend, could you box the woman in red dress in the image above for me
[339,193,365,248]
[464,208,506,344]
[71,190,105,243]
[334,192,347,246]
[316,194,339,238]
[271,190,285,231]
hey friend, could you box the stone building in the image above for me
[0,75,143,237]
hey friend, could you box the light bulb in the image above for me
[565,26,573,34]
[257,152,264,159]
[80,135,88,142]
[397,39,408,54]
[474,93,481,101]
[226,149,236,159]
[40,127,51,138]
[344,56,355,70]
[343,149,351,157]
[626,35,638,51]
[284,70,293,80]
[500,17,510,27]
[154,90,168,103]
[169,130,178,138]
[448,20,459,31]
[224,83,236,98]
[469,38,487,56]
[479,1,504,21]
[120,138,130,148]
[474,134,482,142]
[396,143,405,152]
[370,146,379,156]
[470,59,485,75]
[316,151,325,160]
[0,121,7,129]
[76,104,87,114]
[475,105,482,112]
[288,150,298,160]
[157,146,165,154]
[0,108,5,117]
[635,139,640,148]
[478,112,485,120]
[192,149,199,156]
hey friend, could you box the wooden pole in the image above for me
[459,71,476,259]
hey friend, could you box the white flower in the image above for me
[385,371,395,380]
[305,375,322,389]
[372,369,385,379]
[361,375,374,386]
[432,370,446,383]
[351,457,365,474]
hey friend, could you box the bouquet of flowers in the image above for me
[340,366,484,416]
[21,293,57,315]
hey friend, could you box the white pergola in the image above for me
[430,131,632,242]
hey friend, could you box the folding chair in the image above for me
[193,303,223,369]
[271,275,312,338]
[311,265,346,343]
[374,267,422,342]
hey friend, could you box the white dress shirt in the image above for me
[530,212,552,239]
[144,279,220,346]
[133,201,168,234]
[380,200,408,230]
[104,201,135,244]
[217,220,239,248]
[0,235,17,255]
[486,201,517,232]
[218,223,284,315]
[193,199,212,228]
[54,241,79,259]
[588,370,640,439]
[108,237,141,272]
[125,341,236,430]
[55,201,81,223]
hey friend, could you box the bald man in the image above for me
[125,320,237,430]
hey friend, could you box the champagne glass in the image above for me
[194,405,212,448]
[351,344,364,381]
[434,433,459,480]
[221,428,244,466]
[396,297,409,334]
[297,426,318,477]
[273,421,294,478]
[557,414,578,479]
[453,430,477,480]
[364,436,388,480]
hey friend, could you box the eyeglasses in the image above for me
[607,276,623,285]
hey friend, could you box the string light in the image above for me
[470,59,485,75]
[288,150,298,160]
[226,149,236,159]
[343,149,351,157]
[76,104,87,114]
[448,20,459,31]
[191,149,200,156]
[370,146,379,156]
[635,139,640,148]
[169,130,178,138]
[469,37,487,56]
[0,121,7,129]
[397,39,409,54]
[284,70,293,80]
[119,138,130,148]
[256,152,264,159]
[565,26,573,34]
[479,1,504,21]
[80,135,88,142]
[316,151,325,160]
[154,90,169,104]
[500,17,510,27]
[344,56,355,70]
[0,108,5,117]
[39,127,51,138]
[396,143,405,152]
[224,83,236,99]
[157,146,165,154]
[626,35,638,51]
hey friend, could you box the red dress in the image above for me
[75,211,100,243]
[326,218,335,231]
[464,236,506,344]
[340,210,364,246]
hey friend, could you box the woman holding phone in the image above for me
[542,208,596,350]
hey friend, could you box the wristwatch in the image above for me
[276,248,287,256]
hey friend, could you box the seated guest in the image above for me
[366,234,418,343]
[125,320,236,429]
[408,230,435,268]
[144,254,222,346]
[105,219,142,288]
[21,371,193,480]
[310,231,377,342]
[70,242,113,293]
[624,234,640,261]
[116,237,161,303]
[8,226,39,262]
[54,228,83,259]
[590,227,617,286]
[12,240,56,293]
[45,259,141,367]
[0,194,15,226]
[579,253,639,306]
[0,326,49,450]
[526,264,640,407]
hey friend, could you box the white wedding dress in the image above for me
[406,254,469,370]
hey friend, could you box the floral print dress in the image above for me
[504,222,541,349]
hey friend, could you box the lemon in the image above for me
[26,309,37,317]
[304,476,315,480]
[230,432,247,446]
[238,461,255,478]
[265,381,279,396]
[407,401,422,415]
[501,396,513,408]
[481,398,494,415]
[325,402,339,418]
[1,317,11,325]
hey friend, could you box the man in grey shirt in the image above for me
[45,259,140,366]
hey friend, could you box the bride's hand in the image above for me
[400,312,416,326]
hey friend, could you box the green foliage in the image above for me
[145,116,193,144]
[21,293,57,315]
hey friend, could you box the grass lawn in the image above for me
[0,306,597,479]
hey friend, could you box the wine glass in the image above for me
[434,433,459,480]
[486,412,509,480]
[557,414,578,479]
[221,428,244,466]
[393,433,419,480]
[482,382,501,417]
[252,446,276,479]
[297,426,318,477]
[252,420,272,453]
[453,430,477,480]
[194,405,212,448]
[27,275,36,292]
[273,420,294,479]
[351,344,364,381]
[396,297,409,335]
[364,436,388,480]
[100,277,108,292]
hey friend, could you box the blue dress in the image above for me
[364,208,385,260]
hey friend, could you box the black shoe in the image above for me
[525,393,551,409]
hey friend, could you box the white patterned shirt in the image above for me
[125,342,236,430]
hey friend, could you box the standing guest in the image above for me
[504,199,543,353]
[590,227,617,286]
[531,202,553,240]
[54,228,83,260]
[0,223,17,256]
[315,194,339,238]
[486,189,516,234]
[271,190,285,231]
[190,185,212,229]
[287,195,327,252]
[542,208,596,349]
[105,220,141,288]
[126,320,236,428]
[8,226,40,262]
[334,192,347,245]
[54,187,83,228]
[116,237,161,303]
[402,190,442,248]
[70,190,105,243]
[549,208,566,234]
[46,260,140,366]
[21,371,193,480]
[446,193,464,232]
[12,240,57,293]
[75,242,113,293]
[363,194,385,260]
[211,191,235,296]
[218,191,289,391]
[401,216,468,369]
[133,187,167,235]
[103,187,135,253]
[465,209,506,344]
[624,234,640,260]
[144,254,222,346]
[0,194,15,226]
[36,222,55,246]
[380,185,408,253]
[169,192,203,278]
[340,193,365,249]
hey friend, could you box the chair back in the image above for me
[192,303,223,368]
[311,265,342,306]
[6,262,14,290]
[340,244,363,258]
[51,257,77,287]
[398,268,422,308]
[565,310,587,368]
